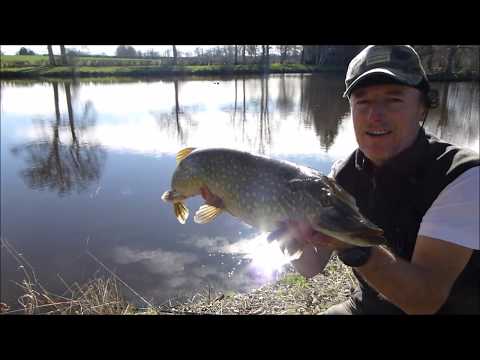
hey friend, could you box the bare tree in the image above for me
[242,45,246,64]
[446,46,459,78]
[246,45,257,59]
[47,45,56,66]
[261,45,270,72]
[277,45,288,64]
[234,45,238,65]
[172,45,178,65]
[60,45,68,65]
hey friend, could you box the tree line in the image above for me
[11,45,478,76]
[14,45,365,67]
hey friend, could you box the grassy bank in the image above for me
[0,64,328,79]
[2,55,477,81]
[0,55,342,79]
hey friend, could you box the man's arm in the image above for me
[354,235,473,314]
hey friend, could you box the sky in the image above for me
[0,45,222,56]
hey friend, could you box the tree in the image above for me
[60,45,68,65]
[446,46,460,77]
[47,45,56,66]
[17,47,36,55]
[145,49,160,58]
[172,45,178,65]
[115,45,137,58]
[234,45,238,65]
[261,45,270,70]
[246,45,257,58]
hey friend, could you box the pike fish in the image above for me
[161,147,385,258]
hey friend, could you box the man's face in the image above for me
[349,83,426,167]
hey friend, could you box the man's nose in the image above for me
[367,101,386,122]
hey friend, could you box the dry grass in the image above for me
[0,238,154,315]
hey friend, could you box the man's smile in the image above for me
[365,129,392,137]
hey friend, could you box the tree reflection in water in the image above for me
[425,82,479,151]
[151,79,198,146]
[301,74,350,152]
[10,82,106,196]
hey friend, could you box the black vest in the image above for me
[334,128,480,314]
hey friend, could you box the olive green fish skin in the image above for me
[168,148,385,247]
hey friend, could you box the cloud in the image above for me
[180,235,231,252]
[112,246,198,275]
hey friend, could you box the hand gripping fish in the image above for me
[162,147,385,259]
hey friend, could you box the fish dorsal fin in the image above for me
[174,202,189,224]
[194,204,223,224]
[176,147,197,165]
[322,175,358,209]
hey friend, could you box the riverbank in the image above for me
[0,63,337,79]
[158,255,357,315]
[2,64,477,81]
[0,254,356,315]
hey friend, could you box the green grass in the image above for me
[0,54,164,68]
[278,273,311,288]
[0,55,329,79]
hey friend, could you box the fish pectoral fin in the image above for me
[174,202,189,224]
[176,147,197,165]
[194,204,223,224]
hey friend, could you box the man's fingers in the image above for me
[267,226,288,242]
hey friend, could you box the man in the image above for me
[287,45,479,314]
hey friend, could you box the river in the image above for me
[1,74,478,310]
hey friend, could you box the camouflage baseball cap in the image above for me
[343,45,429,98]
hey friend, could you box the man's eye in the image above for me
[356,100,369,105]
[389,98,403,102]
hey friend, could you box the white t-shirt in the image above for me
[418,166,479,250]
[329,160,479,250]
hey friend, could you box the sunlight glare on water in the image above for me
[222,233,294,281]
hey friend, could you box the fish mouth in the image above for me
[161,190,186,203]
[365,129,392,137]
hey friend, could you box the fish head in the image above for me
[169,156,204,199]
[161,158,204,225]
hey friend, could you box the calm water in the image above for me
[1,75,478,309]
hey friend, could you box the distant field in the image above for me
[0,55,164,67]
[0,55,325,78]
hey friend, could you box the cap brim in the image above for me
[343,68,422,98]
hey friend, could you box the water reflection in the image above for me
[425,81,479,151]
[151,79,199,146]
[9,82,106,195]
[1,76,478,309]
[301,74,350,151]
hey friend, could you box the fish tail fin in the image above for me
[174,202,189,224]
